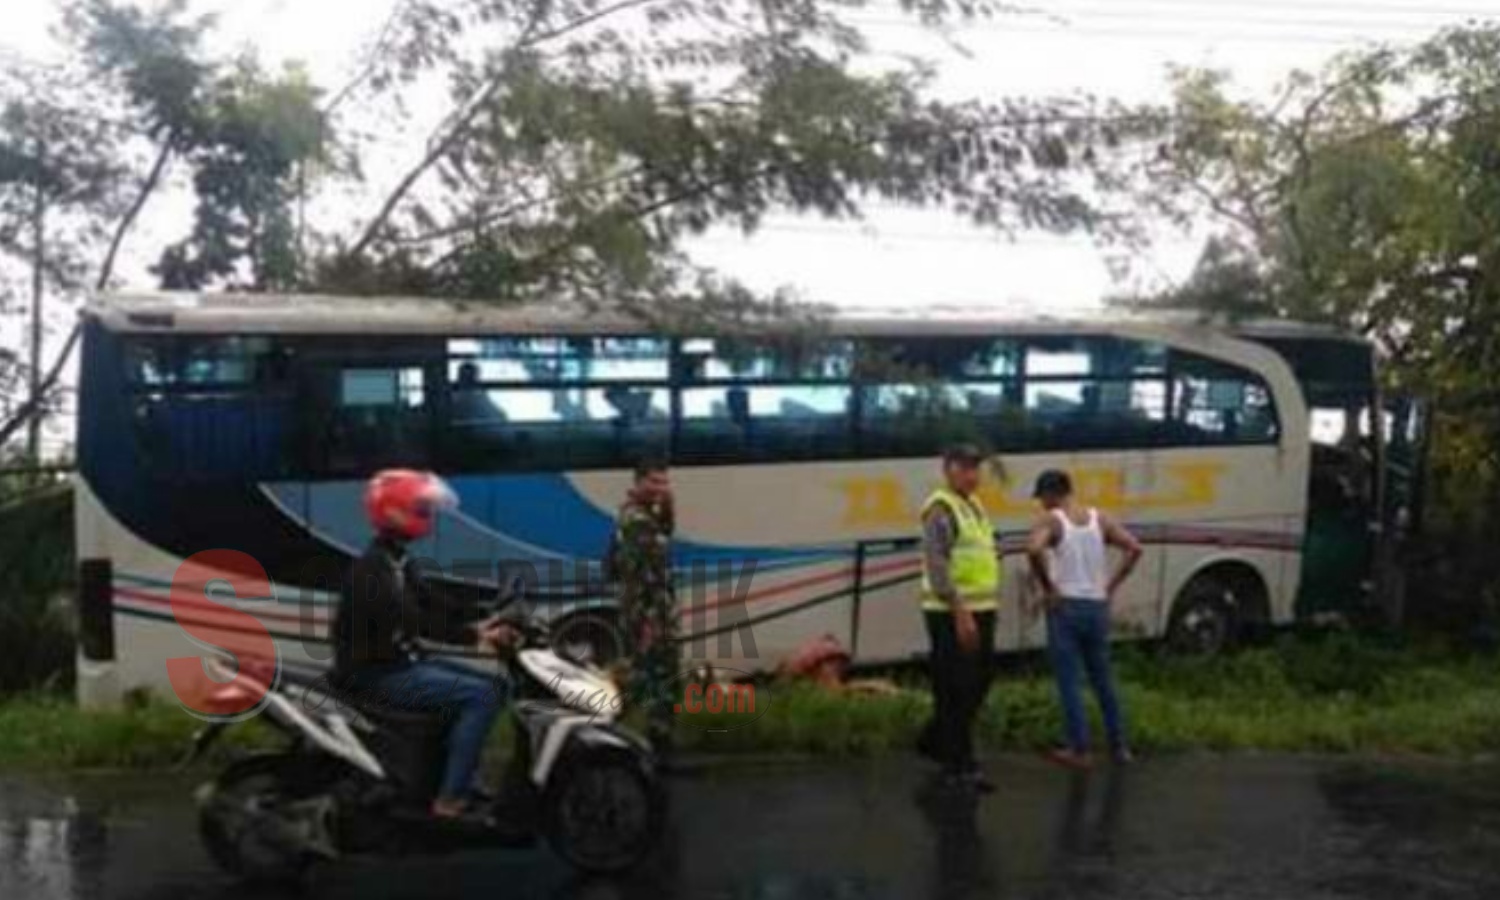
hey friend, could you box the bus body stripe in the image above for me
[106,524,1303,652]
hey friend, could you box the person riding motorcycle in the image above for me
[331,469,519,821]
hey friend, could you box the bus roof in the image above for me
[86,290,1366,343]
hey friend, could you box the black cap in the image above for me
[942,443,985,466]
[1033,469,1073,498]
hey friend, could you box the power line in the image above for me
[863,0,1500,25]
[1023,0,1500,18]
[853,18,1416,46]
[694,221,1103,246]
[855,14,1448,34]
[850,1,1498,44]
[1037,5,1490,31]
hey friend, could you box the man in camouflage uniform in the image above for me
[611,458,678,753]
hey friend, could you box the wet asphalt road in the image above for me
[2,755,1500,900]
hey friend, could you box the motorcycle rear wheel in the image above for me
[198,755,318,885]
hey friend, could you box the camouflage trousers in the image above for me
[626,610,681,750]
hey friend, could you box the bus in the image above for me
[72,292,1422,705]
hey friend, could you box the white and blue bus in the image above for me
[73,292,1421,704]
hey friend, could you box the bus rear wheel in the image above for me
[1167,574,1244,656]
[552,612,627,668]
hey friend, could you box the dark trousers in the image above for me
[919,609,997,773]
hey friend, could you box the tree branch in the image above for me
[322,0,411,117]
[96,135,174,292]
[517,165,774,275]
[0,134,173,453]
[524,0,670,46]
[344,0,672,261]
[396,163,652,247]
[1174,173,1264,236]
[0,323,78,451]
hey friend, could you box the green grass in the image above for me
[675,632,1500,758]
[2,633,1499,771]
[0,694,277,770]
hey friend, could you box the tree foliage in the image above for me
[311,0,1142,319]
[0,0,1139,453]
[0,0,328,450]
[1126,26,1500,556]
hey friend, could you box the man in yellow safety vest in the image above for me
[915,443,1001,794]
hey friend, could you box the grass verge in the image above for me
[679,631,1500,757]
[0,633,1497,772]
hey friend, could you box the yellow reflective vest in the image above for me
[919,488,1001,613]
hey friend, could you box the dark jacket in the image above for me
[332,537,475,677]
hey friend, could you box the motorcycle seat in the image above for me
[277,663,331,688]
[348,696,452,733]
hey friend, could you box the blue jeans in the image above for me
[1046,599,1126,754]
[361,660,508,801]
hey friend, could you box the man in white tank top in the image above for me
[1025,469,1144,768]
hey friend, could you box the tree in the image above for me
[0,0,329,454]
[1,0,1141,455]
[311,0,1141,319]
[1126,25,1500,596]
[0,58,133,463]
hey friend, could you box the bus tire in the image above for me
[1167,566,1267,655]
[552,611,628,668]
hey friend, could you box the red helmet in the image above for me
[363,470,456,541]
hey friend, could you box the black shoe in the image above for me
[916,723,939,762]
[964,768,997,794]
[938,772,974,794]
[431,807,499,834]
[656,755,697,777]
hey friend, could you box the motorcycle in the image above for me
[186,590,665,883]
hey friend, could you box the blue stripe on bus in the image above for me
[261,473,854,572]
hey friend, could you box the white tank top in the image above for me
[1051,508,1108,601]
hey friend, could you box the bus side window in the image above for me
[323,367,428,472]
[124,336,295,480]
[1171,354,1279,445]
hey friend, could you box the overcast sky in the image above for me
[6,0,1500,454]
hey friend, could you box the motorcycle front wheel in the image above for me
[542,748,665,874]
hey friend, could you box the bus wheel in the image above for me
[553,613,627,668]
[1167,576,1238,656]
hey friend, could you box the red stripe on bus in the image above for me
[684,555,923,617]
[114,587,326,627]
[110,527,1298,632]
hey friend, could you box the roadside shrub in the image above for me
[0,485,76,694]
[1276,630,1408,698]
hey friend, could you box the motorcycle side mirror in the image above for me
[495,571,529,610]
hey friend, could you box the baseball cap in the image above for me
[1032,469,1073,498]
[942,443,985,466]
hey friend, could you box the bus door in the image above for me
[1300,400,1379,621]
[1253,336,1383,622]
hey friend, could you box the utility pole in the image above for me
[27,135,46,469]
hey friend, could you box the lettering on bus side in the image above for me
[839,461,1228,528]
